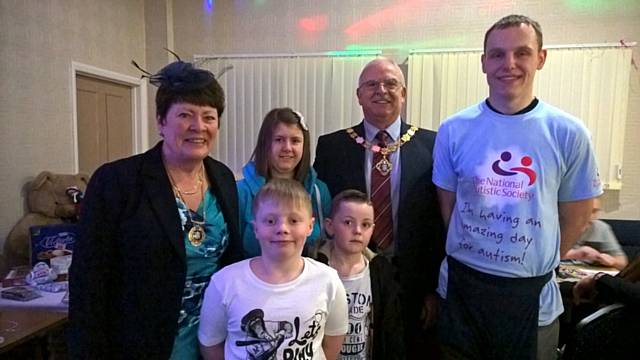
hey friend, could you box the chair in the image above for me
[562,303,637,359]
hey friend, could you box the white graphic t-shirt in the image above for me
[339,260,372,360]
[198,257,348,360]
[433,100,603,325]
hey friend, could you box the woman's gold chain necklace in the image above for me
[166,164,206,246]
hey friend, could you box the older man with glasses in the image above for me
[314,57,445,359]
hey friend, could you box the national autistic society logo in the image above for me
[491,151,537,186]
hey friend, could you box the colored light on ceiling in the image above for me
[344,0,428,37]
[344,44,382,51]
[344,36,467,53]
[233,0,265,11]
[203,0,214,13]
[326,50,381,57]
[566,0,638,11]
[298,15,328,32]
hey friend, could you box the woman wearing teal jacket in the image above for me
[237,108,331,257]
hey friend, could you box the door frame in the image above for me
[70,61,148,173]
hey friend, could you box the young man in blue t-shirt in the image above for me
[433,14,602,360]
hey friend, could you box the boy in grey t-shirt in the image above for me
[315,190,405,360]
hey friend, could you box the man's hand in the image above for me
[595,253,616,267]
[564,246,628,270]
[564,245,601,262]
[420,294,439,329]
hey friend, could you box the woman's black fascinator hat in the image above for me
[133,49,230,119]
[131,48,219,92]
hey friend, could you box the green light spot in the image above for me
[326,49,380,57]
[566,0,638,11]
[342,37,467,54]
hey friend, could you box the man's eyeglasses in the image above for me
[359,79,403,92]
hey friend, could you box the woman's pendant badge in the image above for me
[188,224,205,246]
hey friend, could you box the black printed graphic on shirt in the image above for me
[236,308,326,360]
[341,291,372,359]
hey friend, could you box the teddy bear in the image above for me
[3,171,89,271]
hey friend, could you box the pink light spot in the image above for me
[298,15,327,33]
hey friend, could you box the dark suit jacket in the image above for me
[314,121,445,330]
[68,142,242,359]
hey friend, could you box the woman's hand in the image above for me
[573,273,606,304]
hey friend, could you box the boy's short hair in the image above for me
[329,189,373,218]
[253,178,312,216]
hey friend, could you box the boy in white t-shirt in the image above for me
[198,178,348,360]
[313,190,404,360]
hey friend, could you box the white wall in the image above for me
[0,0,146,254]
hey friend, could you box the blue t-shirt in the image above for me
[170,189,229,359]
[433,100,602,325]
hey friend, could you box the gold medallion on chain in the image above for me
[346,126,418,176]
[188,224,205,246]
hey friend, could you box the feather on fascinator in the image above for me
[131,49,225,92]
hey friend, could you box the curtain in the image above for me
[197,55,377,176]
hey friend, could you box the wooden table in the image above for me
[0,310,67,354]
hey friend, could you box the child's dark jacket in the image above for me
[312,241,406,359]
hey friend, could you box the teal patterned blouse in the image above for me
[169,189,228,359]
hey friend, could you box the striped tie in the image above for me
[371,131,393,251]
